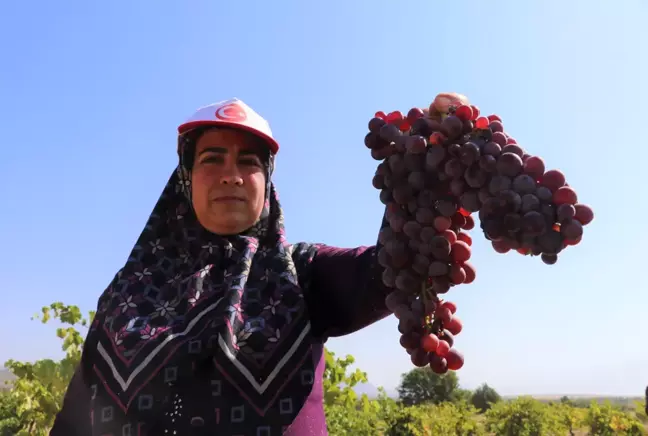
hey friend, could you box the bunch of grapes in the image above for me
[366,94,594,374]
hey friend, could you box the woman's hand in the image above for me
[428,92,470,119]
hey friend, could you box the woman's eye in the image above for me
[240,158,261,167]
[201,155,223,164]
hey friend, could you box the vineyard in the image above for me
[0,302,645,435]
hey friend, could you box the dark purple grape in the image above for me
[393,304,410,320]
[420,226,436,243]
[411,349,430,367]
[444,159,464,178]
[380,189,393,205]
[399,331,421,349]
[447,143,462,157]
[385,290,408,311]
[408,171,426,191]
[407,199,418,214]
[464,166,488,188]
[482,219,505,241]
[410,117,435,137]
[393,185,414,205]
[489,175,512,195]
[378,247,391,268]
[383,174,394,188]
[378,226,394,245]
[403,221,422,240]
[491,131,507,146]
[382,267,396,287]
[489,121,504,133]
[408,238,421,253]
[380,123,402,142]
[426,147,446,170]
[557,204,576,223]
[406,135,428,154]
[478,187,492,204]
[541,253,558,265]
[497,152,524,177]
[404,153,424,172]
[385,237,406,256]
[460,191,481,213]
[497,190,522,213]
[536,186,553,202]
[376,161,390,176]
[512,174,536,195]
[428,260,449,276]
[372,174,385,190]
[429,236,451,259]
[410,298,425,315]
[417,190,437,209]
[450,179,466,197]
[479,198,499,221]
[502,144,524,157]
[412,254,430,276]
[364,132,380,149]
[416,208,436,226]
[521,194,541,213]
[537,230,563,254]
[368,117,387,134]
[388,154,407,175]
[479,154,498,172]
[432,277,451,294]
[459,142,480,165]
[540,203,556,223]
[483,141,502,157]
[436,200,457,217]
[392,136,407,153]
[441,115,463,139]
[395,270,420,293]
[503,213,522,232]
[462,119,474,133]
[561,219,583,239]
[371,146,392,160]
[522,211,547,236]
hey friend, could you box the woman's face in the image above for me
[191,128,267,235]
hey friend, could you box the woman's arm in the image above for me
[49,366,92,436]
[298,215,391,340]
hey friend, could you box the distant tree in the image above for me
[560,395,572,405]
[397,367,460,406]
[471,383,501,413]
[645,385,648,416]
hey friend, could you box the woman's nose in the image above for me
[220,174,243,185]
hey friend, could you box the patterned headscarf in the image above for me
[81,127,319,433]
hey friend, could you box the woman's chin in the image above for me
[201,217,253,236]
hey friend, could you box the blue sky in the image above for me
[1,0,647,396]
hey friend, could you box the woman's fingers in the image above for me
[430,92,470,116]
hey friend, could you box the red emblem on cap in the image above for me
[215,103,247,122]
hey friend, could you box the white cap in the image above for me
[178,98,279,154]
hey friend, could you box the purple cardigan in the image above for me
[51,244,390,436]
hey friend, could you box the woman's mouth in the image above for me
[213,196,245,202]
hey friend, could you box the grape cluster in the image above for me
[366,95,594,374]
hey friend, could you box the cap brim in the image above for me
[178,120,279,155]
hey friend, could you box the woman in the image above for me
[51,98,392,435]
